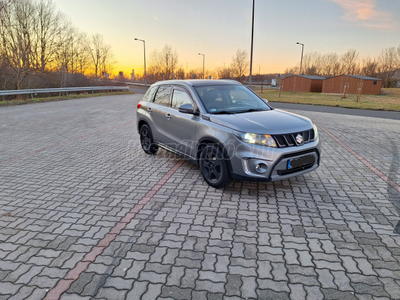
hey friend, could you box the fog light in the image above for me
[255,163,268,173]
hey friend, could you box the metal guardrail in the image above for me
[0,86,129,98]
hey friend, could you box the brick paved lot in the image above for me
[0,94,399,300]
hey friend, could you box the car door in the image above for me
[149,84,173,144]
[161,86,199,159]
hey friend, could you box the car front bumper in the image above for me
[227,136,321,182]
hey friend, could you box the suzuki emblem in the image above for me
[296,134,304,144]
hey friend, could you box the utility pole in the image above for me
[249,0,255,88]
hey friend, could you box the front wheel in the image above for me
[139,124,158,154]
[200,144,231,188]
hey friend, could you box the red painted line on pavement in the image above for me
[0,121,135,165]
[43,159,184,300]
[319,125,400,194]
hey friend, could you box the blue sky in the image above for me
[52,0,400,75]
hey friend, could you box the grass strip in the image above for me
[257,88,400,112]
[0,91,133,106]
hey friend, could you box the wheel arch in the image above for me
[197,137,233,173]
[137,119,148,133]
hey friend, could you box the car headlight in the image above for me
[236,132,277,147]
[313,123,318,139]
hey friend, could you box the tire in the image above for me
[199,144,231,188]
[139,124,158,154]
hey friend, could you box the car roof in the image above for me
[151,79,242,87]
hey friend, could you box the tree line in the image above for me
[3,0,398,90]
[285,47,400,88]
[0,0,115,90]
[144,46,250,83]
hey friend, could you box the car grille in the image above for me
[273,129,315,148]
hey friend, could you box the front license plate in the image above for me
[287,155,315,169]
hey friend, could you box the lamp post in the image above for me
[134,38,147,87]
[198,53,205,79]
[296,42,304,75]
[249,0,255,88]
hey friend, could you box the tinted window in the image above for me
[154,85,172,106]
[171,89,193,109]
[142,86,157,102]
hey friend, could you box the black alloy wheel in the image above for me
[200,144,231,188]
[139,124,158,154]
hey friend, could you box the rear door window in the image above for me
[154,85,172,106]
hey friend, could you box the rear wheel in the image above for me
[200,144,231,188]
[139,124,158,154]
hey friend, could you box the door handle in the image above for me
[147,108,152,113]
[166,114,171,120]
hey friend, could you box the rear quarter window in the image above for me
[142,86,157,102]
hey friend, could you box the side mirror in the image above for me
[262,98,269,103]
[179,103,197,114]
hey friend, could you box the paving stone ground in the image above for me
[0,94,399,300]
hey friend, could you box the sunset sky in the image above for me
[52,0,400,76]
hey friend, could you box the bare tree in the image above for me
[321,53,341,76]
[360,57,378,77]
[284,46,399,87]
[54,26,77,86]
[302,52,321,75]
[86,33,115,78]
[175,67,185,79]
[148,45,178,80]
[284,66,299,76]
[231,49,249,82]
[216,66,234,79]
[72,32,91,75]
[341,49,359,74]
[378,47,399,87]
[187,68,203,79]
[0,0,116,90]
[32,0,66,71]
[0,0,36,88]
[286,49,360,77]
[87,34,102,77]
[286,52,342,77]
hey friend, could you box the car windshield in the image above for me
[194,85,271,114]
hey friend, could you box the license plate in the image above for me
[287,155,315,169]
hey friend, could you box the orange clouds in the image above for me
[330,0,397,30]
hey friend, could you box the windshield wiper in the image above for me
[234,108,266,114]
[210,110,236,114]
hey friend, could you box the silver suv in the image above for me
[137,80,321,188]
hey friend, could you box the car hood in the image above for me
[209,109,313,134]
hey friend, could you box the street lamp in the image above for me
[134,38,147,87]
[296,42,304,75]
[198,53,205,79]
